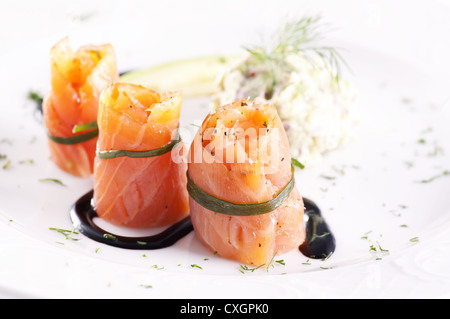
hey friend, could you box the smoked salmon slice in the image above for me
[188,99,305,266]
[93,83,189,228]
[43,37,119,177]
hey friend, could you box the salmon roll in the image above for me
[43,37,119,177]
[93,83,189,228]
[187,99,305,266]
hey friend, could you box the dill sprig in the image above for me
[244,15,348,83]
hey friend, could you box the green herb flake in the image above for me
[39,178,66,186]
[320,174,336,180]
[190,264,203,269]
[28,91,44,104]
[417,171,450,184]
[152,265,164,270]
[2,160,11,170]
[401,97,412,104]
[321,252,333,261]
[19,159,34,164]
[140,284,153,289]
[266,252,278,272]
[103,233,116,241]
[239,263,265,273]
[291,158,305,170]
[374,242,389,253]
[49,227,80,241]
[275,259,286,266]
[409,237,420,243]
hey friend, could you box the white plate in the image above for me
[1,0,450,299]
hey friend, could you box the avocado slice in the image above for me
[119,55,240,97]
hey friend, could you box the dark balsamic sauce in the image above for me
[70,191,336,260]
[299,198,336,259]
[70,190,193,250]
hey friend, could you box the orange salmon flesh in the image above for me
[43,37,119,177]
[93,83,189,228]
[188,99,305,266]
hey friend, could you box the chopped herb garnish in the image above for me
[19,159,34,164]
[140,284,153,289]
[2,160,11,170]
[27,91,43,114]
[275,259,286,266]
[190,264,203,269]
[409,237,420,243]
[374,241,389,253]
[152,265,164,270]
[417,170,450,184]
[39,178,66,186]
[266,252,278,272]
[319,174,336,180]
[321,252,333,261]
[291,158,305,170]
[49,227,80,241]
[103,233,116,240]
[427,145,444,157]
[239,263,265,273]
[27,91,43,104]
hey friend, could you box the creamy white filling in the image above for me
[213,52,357,167]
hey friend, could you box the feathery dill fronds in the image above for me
[244,16,348,83]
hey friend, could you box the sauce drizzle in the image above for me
[70,190,193,250]
[70,191,336,260]
[299,198,336,259]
